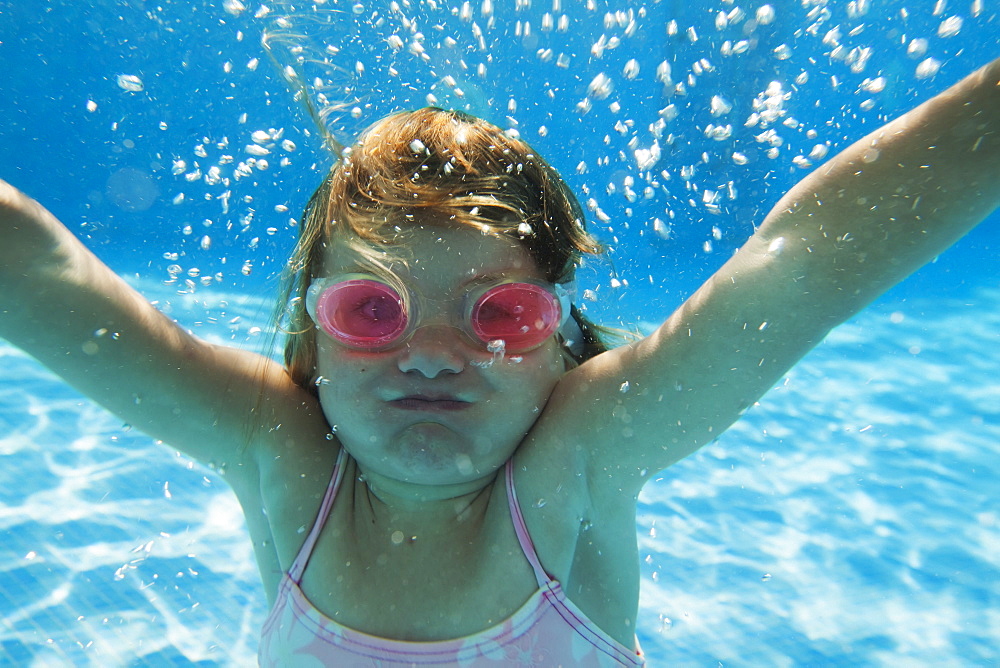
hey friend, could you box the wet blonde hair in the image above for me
[276,108,615,392]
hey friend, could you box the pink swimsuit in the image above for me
[258,451,645,666]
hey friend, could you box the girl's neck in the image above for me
[359,464,502,527]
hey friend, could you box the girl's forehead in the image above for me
[323,225,539,283]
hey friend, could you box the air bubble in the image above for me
[487,339,506,365]
[915,58,941,79]
[937,15,962,37]
[907,39,928,59]
[116,74,144,92]
[710,95,732,116]
[634,142,660,170]
[205,166,222,185]
[587,73,613,99]
[655,61,672,86]
[860,148,880,163]
[809,144,829,160]
[861,77,885,93]
[847,0,870,17]
[705,124,733,140]
[653,218,671,240]
[773,44,792,60]
[756,5,776,24]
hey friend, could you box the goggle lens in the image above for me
[471,283,561,350]
[313,279,408,348]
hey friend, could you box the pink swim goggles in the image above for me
[306,274,574,353]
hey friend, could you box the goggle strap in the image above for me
[553,280,585,357]
[558,312,586,358]
[554,280,576,328]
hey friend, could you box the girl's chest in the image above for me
[260,447,632,642]
[295,479,548,640]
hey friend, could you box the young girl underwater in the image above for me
[1,56,998,666]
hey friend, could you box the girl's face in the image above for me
[313,223,567,489]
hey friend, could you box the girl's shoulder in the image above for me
[512,416,643,642]
[240,391,339,598]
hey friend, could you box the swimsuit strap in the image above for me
[504,458,551,587]
[289,446,348,583]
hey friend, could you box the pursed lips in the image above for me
[388,395,472,411]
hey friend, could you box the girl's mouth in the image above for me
[390,396,470,411]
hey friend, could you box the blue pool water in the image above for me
[1,0,997,665]
[2,286,998,665]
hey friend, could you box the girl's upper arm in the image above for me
[0,181,314,489]
[550,56,1000,494]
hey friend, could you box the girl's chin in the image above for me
[370,451,504,489]
[340,425,514,486]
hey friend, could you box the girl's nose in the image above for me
[396,325,467,377]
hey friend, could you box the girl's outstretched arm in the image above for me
[542,57,1000,493]
[0,181,318,492]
